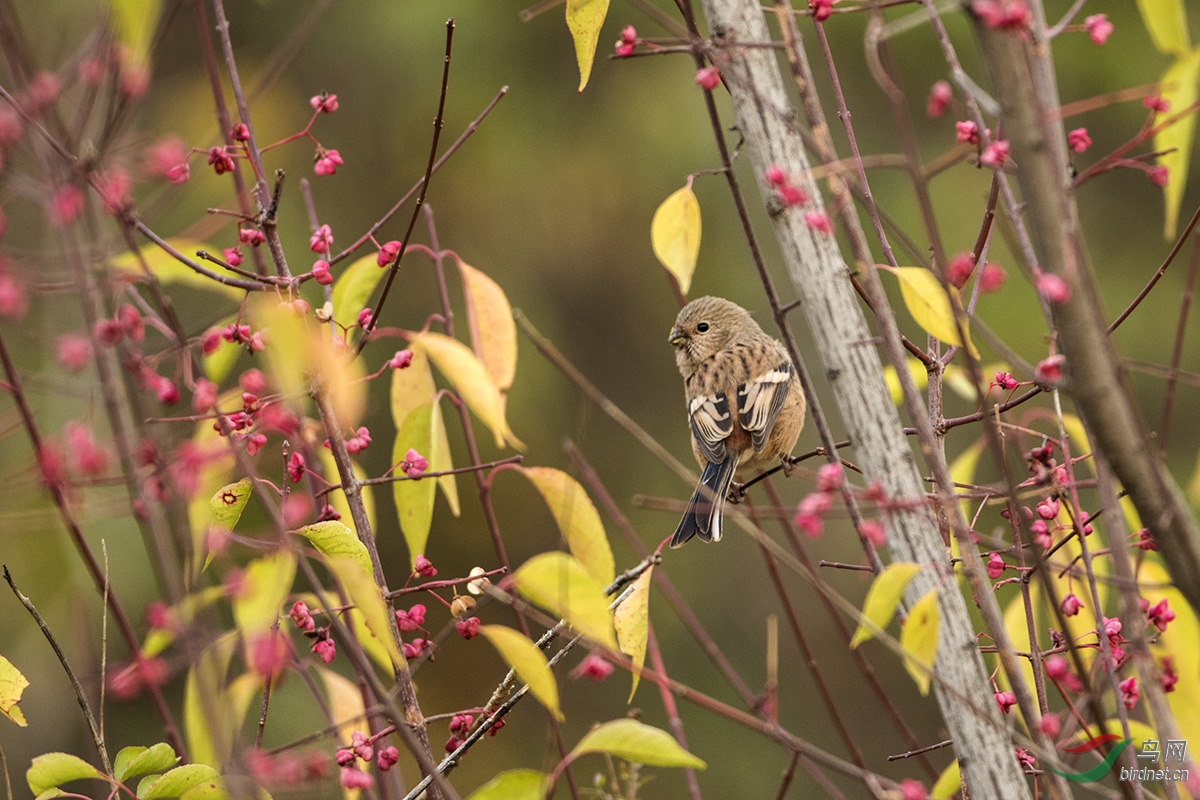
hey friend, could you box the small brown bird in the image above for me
[669,296,805,547]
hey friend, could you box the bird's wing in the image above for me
[737,361,794,453]
[688,391,732,464]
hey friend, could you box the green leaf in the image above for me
[431,398,460,517]
[651,184,701,296]
[519,467,614,587]
[850,562,921,648]
[613,567,652,702]
[571,719,706,768]
[209,478,252,532]
[887,266,980,359]
[393,403,437,569]
[114,743,178,783]
[566,0,610,92]
[390,343,435,427]
[178,781,231,800]
[1135,0,1189,55]
[1154,49,1200,239]
[26,753,106,796]
[107,238,242,299]
[183,634,239,768]
[293,520,372,576]
[466,769,548,800]
[900,588,940,696]
[0,654,29,726]
[479,625,563,720]
[142,764,219,800]
[331,253,384,333]
[231,550,297,636]
[512,552,618,650]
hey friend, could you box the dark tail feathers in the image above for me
[671,456,737,547]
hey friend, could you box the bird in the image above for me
[668,296,805,547]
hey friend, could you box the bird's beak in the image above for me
[668,327,686,347]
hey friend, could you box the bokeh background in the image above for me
[2,1,1200,797]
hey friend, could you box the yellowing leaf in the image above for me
[317,666,367,749]
[883,359,928,405]
[188,419,236,578]
[519,467,614,587]
[930,759,960,800]
[651,185,701,296]
[201,314,242,385]
[570,718,706,769]
[479,625,563,720]
[949,438,987,555]
[466,769,548,800]
[231,551,296,637]
[1154,50,1200,239]
[209,478,252,532]
[390,342,436,427]
[0,655,29,727]
[393,404,436,569]
[614,567,652,702]
[512,552,618,650]
[293,521,372,576]
[901,588,940,695]
[887,266,980,359]
[26,753,107,796]
[184,634,239,768]
[331,254,384,331]
[1060,413,1093,476]
[328,555,403,667]
[142,764,220,800]
[411,331,523,449]
[566,0,610,92]
[317,450,376,541]
[1136,0,1190,55]
[108,238,242,299]
[460,261,517,391]
[850,562,921,648]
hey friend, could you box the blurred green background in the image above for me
[2,0,1199,797]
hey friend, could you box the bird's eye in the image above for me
[696,322,709,333]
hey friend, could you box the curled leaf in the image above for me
[651,184,701,296]
[480,625,563,720]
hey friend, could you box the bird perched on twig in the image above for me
[668,296,805,547]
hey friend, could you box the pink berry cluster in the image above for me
[764,165,834,235]
[793,463,886,544]
[335,730,398,790]
[614,25,637,58]
[290,600,338,664]
[444,712,504,753]
[244,748,329,790]
[944,251,1006,292]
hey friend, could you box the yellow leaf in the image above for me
[108,0,163,74]
[930,759,960,800]
[512,552,618,650]
[882,359,928,405]
[0,655,29,727]
[328,555,403,668]
[317,666,367,748]
[331,254,384,332]
[1154,50,1200,239]
[293,521,372,576]
[614,567,652,702]
[460,261,517,391]
[850,562,921,648]
[651,185,701,296]
[887,266,980,359]
[949,438,987,554]
[566,0,610,92]
[1135,0,1190,55]
[317,450,376,540]
[479,625,563,720]
[201,314,242,385]
[390,343,436,427]
[107,238,243,299]
[466,769,548,800]
[570,719,706,768]
[411,331,523,449]
[431,399,460,517]
[1059,413,1093,476]
[393,404,436,569]
[901,588,940,695]
[519,467,614,587]
[184,634,239,768]
[231,551,297,637]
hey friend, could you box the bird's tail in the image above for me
[671,456,738,547]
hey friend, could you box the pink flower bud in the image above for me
[695,66,720,91]
[926,80,952,117]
